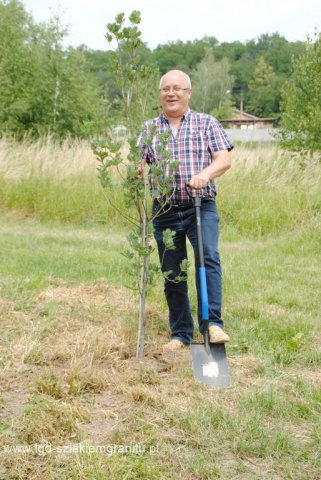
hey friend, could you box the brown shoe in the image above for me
[162,339,186,352]
[208,326,230,343]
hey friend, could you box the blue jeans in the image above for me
[152,200,223,345]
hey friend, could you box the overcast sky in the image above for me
[22,0,320,50]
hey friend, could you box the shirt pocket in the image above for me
[189,128,208,158]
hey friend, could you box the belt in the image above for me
[154,198,214,210]
[170,203,193,210]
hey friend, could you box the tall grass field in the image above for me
[0,136,320,479]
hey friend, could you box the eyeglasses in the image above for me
[159,86,190,94]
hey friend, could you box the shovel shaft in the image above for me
[195,199,204,267]
[186,184,210,326]
[195,198,209,324]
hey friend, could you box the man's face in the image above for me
[159,72,192,118]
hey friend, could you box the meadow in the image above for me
[0,137,320,479]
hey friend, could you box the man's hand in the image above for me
[188,173,210,189]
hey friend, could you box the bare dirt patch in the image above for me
[37,278,134,312]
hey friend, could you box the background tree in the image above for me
[0,0,34,134]
[190,48,234,118]
[247,56,280,116]
[257,33,305,76]
[152,37,218,74]
[54,47,102,137]
[27,14,101,137]
[0,0,100,138]
[216,34,305,116]
[0,0,309,137]
[277,31,321,153]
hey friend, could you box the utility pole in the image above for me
[240,87,244,116]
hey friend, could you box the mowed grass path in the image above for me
[0,217,320,479]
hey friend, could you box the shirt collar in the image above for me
[160,108,191,124]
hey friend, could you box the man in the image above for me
[140,70,233,352]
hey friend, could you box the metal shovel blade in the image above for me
[190,343,230,388]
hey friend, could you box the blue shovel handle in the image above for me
[186,184,211,352]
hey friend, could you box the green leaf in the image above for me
[163,229,176,251]
[115,12,125,24]
[129,10,141,25]
[121,250,135,260]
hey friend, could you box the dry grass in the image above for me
[0,136,131,225]
[1,136,319,236]
[0,275,320,479]
[0,136,129,180]
[0,136,95,180]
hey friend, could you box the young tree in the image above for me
[105,11,159,135]
[277,31,321,154]
[190,49,234,117]
[94,12,180,360]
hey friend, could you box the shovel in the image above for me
[187,186,230,388]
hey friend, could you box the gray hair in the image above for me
[159,70,192,89]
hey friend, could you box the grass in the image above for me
[0,138,320,478]
[1,137,320,237]
[0,216,320,479]
[216,144,320,237]
[0,136,131,226]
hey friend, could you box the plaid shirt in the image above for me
[139,109,233,204]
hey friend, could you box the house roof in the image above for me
[233,109,259,120]
[220,109,278,123]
